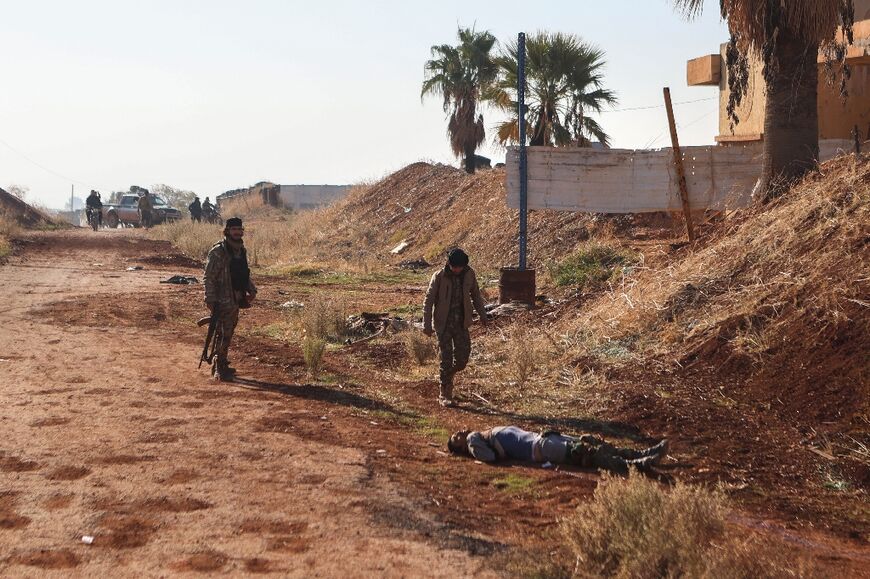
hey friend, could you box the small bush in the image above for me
[301,295,349,342]
[550,242,639,289]
[506,326,543,386]
[302,337,327,379]
[405,332,436,365]
[561,474,803,578]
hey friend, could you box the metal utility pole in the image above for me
[518,32,528,270]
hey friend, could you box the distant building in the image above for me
[278,185,350,211]
[686,0,870,144]
[217,182,351,211]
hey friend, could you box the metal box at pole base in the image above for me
[499,267,536,305]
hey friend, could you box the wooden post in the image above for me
[853,124,861,155]
[663,87,696,243]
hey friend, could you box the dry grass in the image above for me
[302,337,327,379]
[562,474,808,578]
[151,221,222,261]
[505,326,546,387]
[405,332,436,365]
[297,294,350,343]
[0,213,23,258]
[557,156,869,362]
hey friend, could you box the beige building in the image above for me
[687,0,870,143]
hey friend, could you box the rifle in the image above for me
[198,305,220,368]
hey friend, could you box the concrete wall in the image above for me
[505,140,855,213]
[278,185,351,211]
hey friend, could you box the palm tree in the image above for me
[422,27,498,174]
[674,1,855,198]
[487,32,617,148]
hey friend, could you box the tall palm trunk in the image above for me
[760,30,820,199]
[464,142,477,173]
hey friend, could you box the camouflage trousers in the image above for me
[564,434,649,476]
[213,303,240,368]
[437,324,471,398]
[140,209,153,228]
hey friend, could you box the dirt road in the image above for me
[0,230,493,577]
[3,229,868,577]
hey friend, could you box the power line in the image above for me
[599,96,717,114]
[644,107,719,149]
[0,135,105,191]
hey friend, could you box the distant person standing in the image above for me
[189,196,202,222]
[202,197,215,222]
[137,190,154,229]
[203,217,257,381]
[423,248,488,407]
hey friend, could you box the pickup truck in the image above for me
[102,194,182,228]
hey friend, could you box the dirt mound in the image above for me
[303,163,674,272]
[570,154,870,432]
[0,188,61,229]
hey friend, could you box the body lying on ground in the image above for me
[447,426,668,476]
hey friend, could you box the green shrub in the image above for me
[550,243,639,289]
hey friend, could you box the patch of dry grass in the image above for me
[562,474,808,578]
[0,212,23,258]
[555,156,869,366]
[296,294,350,343]
[405,331,436,365]
[302,337,326,379]
[151,221,222,261]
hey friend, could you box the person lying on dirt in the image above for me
[423,247,488,407]
[204,216,257,382]
[447,426,668,476]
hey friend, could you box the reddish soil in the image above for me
[1,229,867,576]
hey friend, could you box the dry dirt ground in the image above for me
[1,229,868,577]
[0,230,495,577]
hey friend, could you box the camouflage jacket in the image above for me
[204,239,257,306]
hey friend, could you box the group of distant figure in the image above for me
[188,195,219,224]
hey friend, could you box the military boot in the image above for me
[639,440,668,465]
[627,455,659,472]
[438,378,455,407]
[212,358,233,382]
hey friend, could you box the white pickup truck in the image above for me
[102,194,182,228]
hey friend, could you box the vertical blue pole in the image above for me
[517,32,528,271]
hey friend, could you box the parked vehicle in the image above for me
[102,194,182,228]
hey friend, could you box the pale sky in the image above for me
[0,0,727,208]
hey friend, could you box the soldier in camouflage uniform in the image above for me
[423,248,488,406]
[137,190,154,229]
[204,217,257,381]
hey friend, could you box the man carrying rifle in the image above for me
[203,217,257,381]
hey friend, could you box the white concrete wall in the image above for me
[278,185,351,211]
[506,140,854,213]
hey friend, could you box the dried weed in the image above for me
[562,474,810,578]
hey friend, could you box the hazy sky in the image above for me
[0,0,727,208]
